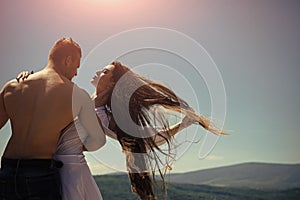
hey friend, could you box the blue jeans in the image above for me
[0,158,62,200]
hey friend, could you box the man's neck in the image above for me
[44,62,66,77]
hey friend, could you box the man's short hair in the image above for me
[48,37,81,63]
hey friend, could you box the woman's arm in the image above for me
[92,87,118,140]
[94,106,197,145]
[94,106,118,140]
[152,115,197,146]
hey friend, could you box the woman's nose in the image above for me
[96,70,101,75]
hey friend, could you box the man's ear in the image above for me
[65,55,72,66]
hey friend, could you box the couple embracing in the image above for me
[0,38,223,200]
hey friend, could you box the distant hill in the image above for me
[169,162,300,190]
[94,170,300,200]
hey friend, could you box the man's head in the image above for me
[48,38,82,80]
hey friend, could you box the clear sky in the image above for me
[0,0,299,175]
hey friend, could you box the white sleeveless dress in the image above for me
[54,120,103,200]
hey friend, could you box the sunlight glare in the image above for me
[88,0,126,5]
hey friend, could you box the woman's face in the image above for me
[91,64,115,91]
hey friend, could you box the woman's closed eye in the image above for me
[97,69,108,75]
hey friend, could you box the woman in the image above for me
[90,61,224,200]
[17,62,224,200]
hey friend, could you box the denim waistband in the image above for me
[1,157,63,169]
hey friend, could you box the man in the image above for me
[0,38,106,199]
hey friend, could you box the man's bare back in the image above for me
[0,37,106,160]
[0,37,106,199]
[2,68,75,159]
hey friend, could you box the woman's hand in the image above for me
[93,87,113,107]
[16,70,34,82]
[181,115,198,128]
[92,80,115,107]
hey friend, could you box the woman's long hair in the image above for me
[104,61,224,200]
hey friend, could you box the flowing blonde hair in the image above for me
[104,61,224,200]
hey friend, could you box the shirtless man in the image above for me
[0,38,106,199]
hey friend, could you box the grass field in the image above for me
[94,174,300,200]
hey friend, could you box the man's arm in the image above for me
[0,84,9,129]
[73,86,106,151]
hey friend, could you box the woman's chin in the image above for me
[90,79,97,87]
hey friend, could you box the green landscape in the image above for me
[94,174,300,200]
[93,163,300,199]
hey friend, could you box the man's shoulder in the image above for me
[32,70,73,89]
[1,79,19,92]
